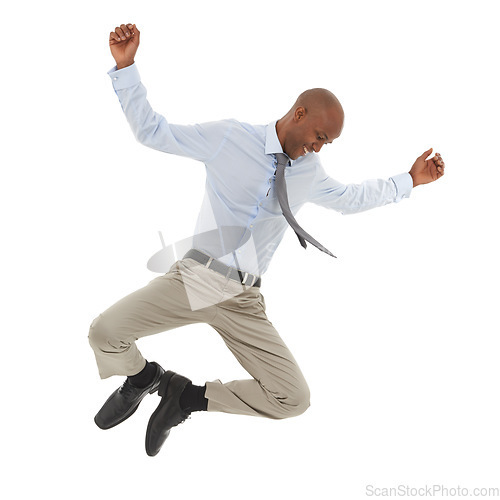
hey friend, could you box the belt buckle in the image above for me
[241,272,256,287]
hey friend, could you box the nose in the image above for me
[312,142,324,153]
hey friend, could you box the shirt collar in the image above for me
[265,121,284,155]
[265,120,304,167]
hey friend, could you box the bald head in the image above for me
[276,88,344,160]
[293,88,344,118]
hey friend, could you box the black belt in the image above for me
[183,249,261,288]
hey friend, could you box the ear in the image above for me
[294,106,306,122]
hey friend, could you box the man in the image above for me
[89,23,445,457]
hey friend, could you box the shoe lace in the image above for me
[174,409,192,428]
[118,380,136,397]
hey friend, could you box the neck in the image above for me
[275,115,290,153]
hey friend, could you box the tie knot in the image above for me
[275,153,290,167]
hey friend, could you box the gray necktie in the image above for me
[275,153,336,258]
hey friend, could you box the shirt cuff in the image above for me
[390,172,413,202]
[107,63,141,90]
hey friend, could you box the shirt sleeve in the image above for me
[309,163,413,215]
[107,64,229,163]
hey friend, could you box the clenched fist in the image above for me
[109,23,140,70]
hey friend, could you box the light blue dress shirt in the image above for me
[108,63,413,276]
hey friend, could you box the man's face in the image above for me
[283,106,344,160]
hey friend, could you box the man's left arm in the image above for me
[309,148,445,214]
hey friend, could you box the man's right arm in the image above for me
[108,23,228,163]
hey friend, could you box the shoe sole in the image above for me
[145,371,175,456]
[94,382,161,430]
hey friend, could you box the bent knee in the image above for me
[88,314,106,349]
[272,382,311,419]
[88,314,130,352]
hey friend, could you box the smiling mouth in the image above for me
[303,145,309,155]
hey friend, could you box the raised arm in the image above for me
[107,24,230,163]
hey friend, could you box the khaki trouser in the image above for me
[88,257,310,419]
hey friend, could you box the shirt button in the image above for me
[113,77,118,80]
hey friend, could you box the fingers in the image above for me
[131,24,140,43]
[109,30,121,45]
[109,23,136,45]
[433,152,445,177]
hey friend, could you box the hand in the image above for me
[409,148,445,187]
[109,23,140,69]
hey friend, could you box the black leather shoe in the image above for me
[145,371,191,457]
[94,362,165,430]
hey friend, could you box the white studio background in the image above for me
[2,1,499,499]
